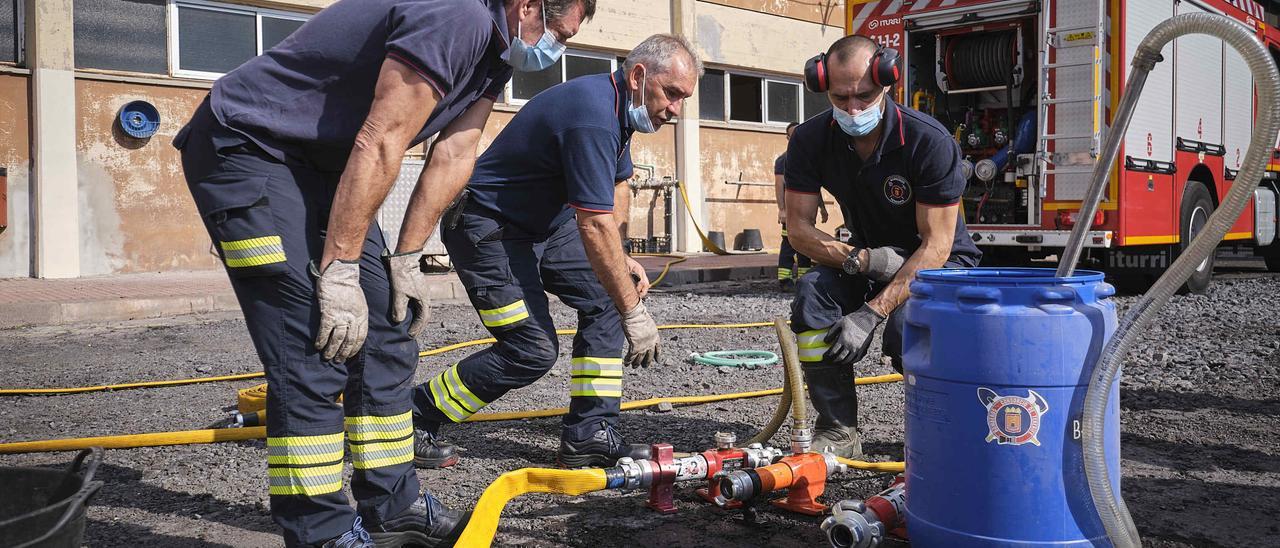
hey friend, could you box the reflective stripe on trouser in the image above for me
[267,433,344,496]
[221,235,287,268]
[797,329,831,362]
[179,110,421,547]
[478,299,529,328]
[797,267,811,277]
[413,210,624,441]
[792,264,949,369]
[346,412,414,469]
[778,267,793,280]
[570,357,623,398]
[425,364,489,423]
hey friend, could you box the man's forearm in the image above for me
[395,150,475,252]
[774,175,786,211]
[788,220,853,268]
[322,138,407,266]
[578,213,640,311]
[614,183,631,243]
[867,243,948,315]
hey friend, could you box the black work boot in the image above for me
[318,517,374,548]
[557,422,652,468]
[803,363,863,458]
[412,428,459,469]
[368,494,470,548]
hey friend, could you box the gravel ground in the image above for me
[1,270,1277,547]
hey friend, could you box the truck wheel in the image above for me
[1263,243,1280,272]
[1177,181,1215,294]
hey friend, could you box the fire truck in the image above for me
[845,0,1280,292]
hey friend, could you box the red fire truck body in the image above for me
[844,0,1280,290]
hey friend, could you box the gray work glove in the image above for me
[385,250,431,337]
[864,246,909,283]
[621,302,660,368]
[313,259,368,362]
[824,304,886,366]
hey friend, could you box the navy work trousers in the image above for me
[177,101,420,547]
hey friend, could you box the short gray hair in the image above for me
[623,34,704,77]
[545,0,595,23]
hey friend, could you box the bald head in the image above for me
[827,35,879,65]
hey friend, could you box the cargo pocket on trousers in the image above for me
[193,172,289,278]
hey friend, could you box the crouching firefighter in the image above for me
[784,35,982,458]
[411,34,701,468]
[174,0,593,544]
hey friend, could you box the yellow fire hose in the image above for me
[674,182,764,256]
[0,375,904,456]
[0,321,777,397]
[456,468,608,547]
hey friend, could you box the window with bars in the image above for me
[508,50,617,103]
[0,0,18,65]
[171,1,307,79]
[697,68,810,126]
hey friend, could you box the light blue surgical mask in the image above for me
[507,5,566,72]
[627,69,657,134]
[833,96,884,137]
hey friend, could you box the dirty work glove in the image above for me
[313,259,368,362]
[864,246,908,283]
[621,302,660,368]
[385,250,431,337]
[824,304,886,366]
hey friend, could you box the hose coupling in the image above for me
[791,428,813,455]
[821,500,886,548]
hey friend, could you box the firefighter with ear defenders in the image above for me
[173,0,592,545]
[410,34,701,469]
[785,35,982,458]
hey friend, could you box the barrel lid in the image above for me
[916,267,1104,285]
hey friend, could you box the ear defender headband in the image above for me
[804,45,900,93]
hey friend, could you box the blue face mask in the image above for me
[833,96,884,137]
[627,69,657,134]
[507,5,566,72]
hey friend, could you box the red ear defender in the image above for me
[804,53,829,93]
[875,46,901,87]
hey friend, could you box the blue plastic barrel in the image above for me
[902,268,1120,547]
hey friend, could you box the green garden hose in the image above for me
[688,350,779,369]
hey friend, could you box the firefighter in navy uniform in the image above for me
[784,35,982,458]
[775,121,829,289]
[410,34,700,468]
[173,0,592,545]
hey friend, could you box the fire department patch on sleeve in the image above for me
[978,387,1049,446]
[883,175,912,206]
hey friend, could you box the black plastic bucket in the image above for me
[0,448,103,548]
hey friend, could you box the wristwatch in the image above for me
[842,247,863,275]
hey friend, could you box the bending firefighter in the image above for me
[173,0,592,545]
[774,121,829,288]
[784,36,981,457]
[411,35,701,469]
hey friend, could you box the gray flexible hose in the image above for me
[1057,13,1280,548]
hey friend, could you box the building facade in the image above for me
[0,0,845,278]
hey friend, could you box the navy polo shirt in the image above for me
[785,98,981,265]
[467,69,635,235]
[208,0,514,172]
[774,153,787,176]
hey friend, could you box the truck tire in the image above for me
[1177,181,1215,294]
[1263,243,1280,272]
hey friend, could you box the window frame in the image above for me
[701,65,805,128]
[1,0,24,66]
[167,0,309,80]
[763,78,801,125]
[503,48,617,105]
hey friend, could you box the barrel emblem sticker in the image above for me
[978,388,1049,446]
